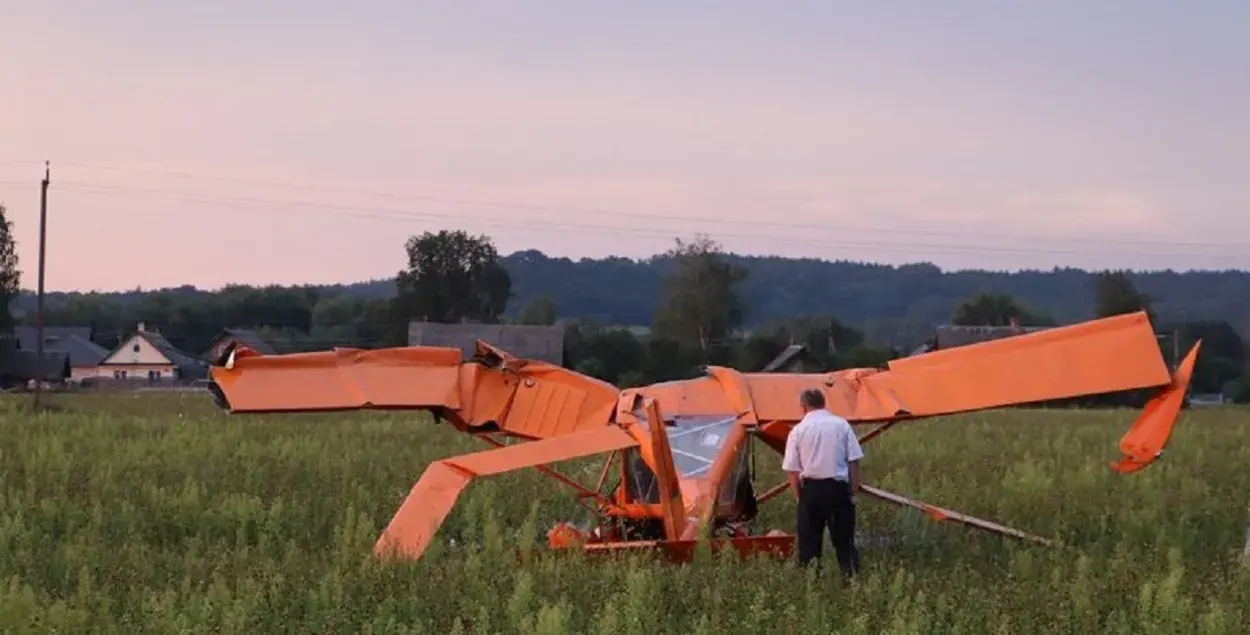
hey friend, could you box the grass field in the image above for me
[2,393,1249,633]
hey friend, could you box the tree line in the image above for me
[1,217,1247,400]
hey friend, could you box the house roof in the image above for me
[0,338,71,381]
[207,328,277,357]
[140,331,205,371]
[13,325,109,367]
[15,325,92,347]
[760,344,823,373]
[101,328,209,379]
[407,322,565,364]
[934,324,1052,349]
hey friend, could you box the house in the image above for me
[203,328,276,364]
[0,338,70,389]
[13,325,110,382]
[408,322,565,365]
[759,344,824,373]
[906,322,1055,356]
[96,322,208,383]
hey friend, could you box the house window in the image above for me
[148,370,161,381]
[113,370,127,379]
[133,343,141,353]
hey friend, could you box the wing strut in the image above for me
[374,426,638,561]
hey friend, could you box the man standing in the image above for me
[782,388,863,577]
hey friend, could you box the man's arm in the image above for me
[846,423,865,495]
[786,471,802,502]
[782,428,803,501]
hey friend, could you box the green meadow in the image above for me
[2,393,1248,633]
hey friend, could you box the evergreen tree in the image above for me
[0,203,21,336]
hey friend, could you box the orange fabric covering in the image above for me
[869,310,1172,418]
[626,311,1171,423]
[210,346,464,412]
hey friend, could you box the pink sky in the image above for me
[3,1,1248,292]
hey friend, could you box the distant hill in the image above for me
[16,249,1250,348]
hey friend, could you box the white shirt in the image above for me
[782,409,863,481]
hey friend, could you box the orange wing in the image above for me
[864,310,1174,418]
[630,311,1195,475]
[208,342,620,438]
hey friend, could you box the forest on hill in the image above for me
[8,228,1249,402]
[19,246,1250,347]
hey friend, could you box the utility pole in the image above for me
[1172,327,1180,370]
[33,162,48,410]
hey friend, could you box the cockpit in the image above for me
[618,411,759,539]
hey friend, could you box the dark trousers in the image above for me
[797,477,860,577]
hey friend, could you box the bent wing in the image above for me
[865,310,1174,419]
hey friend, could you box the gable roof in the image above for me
[760,344,824,373]
[13,325,109,367]
[101,329,209,379]
[15,325,92,347]
[407,322,565,364]
[0,338,71,381]
[206,328,277,357]
[140,331,203,370]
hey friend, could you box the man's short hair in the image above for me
[799,388,826,410]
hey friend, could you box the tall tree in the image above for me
[0,203,20,336]
[517,295,557,325]
[1093,270,1152,320]
[951,292,1052,327]
[394,230,512,324]
[651,235,748,354]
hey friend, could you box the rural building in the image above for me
[759,344,823,372]
[202,328,276,364]
[0,338,70,389]
[934,324,1053,349]
[909,322,1054,356]
[407,322,565,365]
[13,325,110,382]
[96,322,208,382]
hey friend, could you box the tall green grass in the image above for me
[1,394,1248,633]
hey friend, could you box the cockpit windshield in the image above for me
[632,410,738,477]
[624,409,754,512]
[663,415,739,477]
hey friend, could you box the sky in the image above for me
[2,1,1249,292]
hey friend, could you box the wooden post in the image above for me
[32,162,49,410]
[1172,328,1180,369]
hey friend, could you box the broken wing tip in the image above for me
[1109,452,1159,474]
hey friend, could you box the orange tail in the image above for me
[1110,341,1201,473]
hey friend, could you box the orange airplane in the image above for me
[206,310,1200,562]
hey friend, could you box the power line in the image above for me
[56,161,1250,251]
[50,179,1250,264]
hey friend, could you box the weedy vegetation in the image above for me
[1,393,1248,633]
